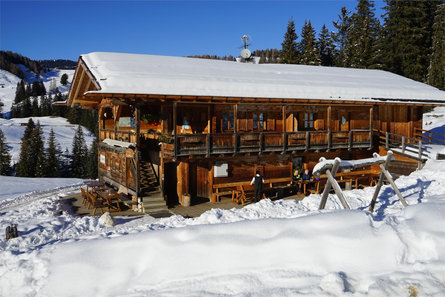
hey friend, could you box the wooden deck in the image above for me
[62,190,306,219]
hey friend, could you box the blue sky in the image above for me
[1,0,385,61]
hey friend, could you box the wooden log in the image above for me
[369,151,391,212]
[326,169,350,209]
[319,157,341,210]
[378,162,408,207]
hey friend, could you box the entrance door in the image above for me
[164,162,178,206]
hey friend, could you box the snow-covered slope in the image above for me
[0,66,74,114]
[0,116,94,164]
[0,69,22,114]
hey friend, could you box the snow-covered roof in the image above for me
[79,52,445,103]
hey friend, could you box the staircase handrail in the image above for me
[414,128,445,145]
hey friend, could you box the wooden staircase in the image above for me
[139,160,169,215]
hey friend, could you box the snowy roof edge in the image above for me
[77,51,445,104]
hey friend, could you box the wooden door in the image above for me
[196,164,211,199]
[164,162,178,205]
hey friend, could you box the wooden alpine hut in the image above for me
[65,52,445,213]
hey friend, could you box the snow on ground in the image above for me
[423,106,445,143]
[0,116,94,164]
[0,150,445,296]
[0,66,74,115]
[1,107,445,296]
[0,69,21,114]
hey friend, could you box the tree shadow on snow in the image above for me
[371,178,432,221]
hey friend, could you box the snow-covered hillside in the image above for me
[0,66,74,114]
[0,109,444,296]
[0,116,94,164]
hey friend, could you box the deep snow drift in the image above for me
[1,144,445,296]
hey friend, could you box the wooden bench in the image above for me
[212,177,292,203]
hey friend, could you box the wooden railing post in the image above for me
[385,132,389,149]
[259,132,264,155]
[234,132,239,154]
[282,132,288,154]
[418,140,422,170]
[327,131,331,152]
[401,136,406,153]
[369,129,373,150]
[348,130,353,150]
[206,133,211,157]
[305,131,310,151]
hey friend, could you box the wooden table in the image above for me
[84,180,105,194]
[96,189,123,212]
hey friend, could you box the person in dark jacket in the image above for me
[250,170,264,203]
[302,169,312,181]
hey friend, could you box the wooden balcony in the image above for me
[163,129,373,158]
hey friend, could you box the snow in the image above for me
[80,52,445,103]
[0,107,445,296]
[313,153,389,175]
[0,66,74,114]
[0,116,95,164]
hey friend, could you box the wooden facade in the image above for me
[66,54,441,209]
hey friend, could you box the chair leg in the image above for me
[92,207,96,216]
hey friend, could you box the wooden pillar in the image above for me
[369,106,373,149]
[173,102,178,159]
[234,104,238,153]
[135,104,141,206]
[282,105,287,153]
[327,105,332,151]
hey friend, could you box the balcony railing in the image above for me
[163,129,372,158]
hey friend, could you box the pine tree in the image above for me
[14,80,26,104]
[298,20,321,65]
[45,128,59,177]
[348,0,380,68]
[332,7,352,67]
[20,97,32,118]
[60,73,69,86]
[87,136,98,179]
[32,96,40,117]
[382,0,441,82]
[31,122,45,177]
[71,125,88,178]
[15,118,35,176]
[427,3,445,90]
[279,18,299,64]
[318,24,336,66]
[0,128,11,175]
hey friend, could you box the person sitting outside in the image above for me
[292,169,301,193]
[302,169,312,181]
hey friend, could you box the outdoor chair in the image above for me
[80,188,88,206]
[87,191,106,215]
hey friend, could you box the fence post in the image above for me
[385,132,389,149]
[305,131,310,151]
[282,132,288,154]
[417,140,422,170]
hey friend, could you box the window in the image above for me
[253,114,258,130]
[304,113,315,129]
[222,113,228,130]
[259,113,264,129]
